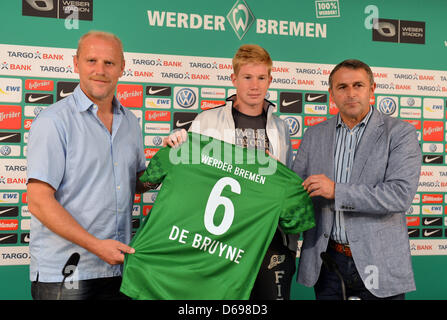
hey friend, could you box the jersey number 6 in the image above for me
[204,177,241,236]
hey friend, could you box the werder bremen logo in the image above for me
[226,0,255,40]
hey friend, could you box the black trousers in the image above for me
[250,230,296,300]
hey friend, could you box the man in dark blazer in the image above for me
[292,59,421,299]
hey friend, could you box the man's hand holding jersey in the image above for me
[163,129,188,148]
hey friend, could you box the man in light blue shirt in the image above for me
[27,31,147,299]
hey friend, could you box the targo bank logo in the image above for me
[226,0,255,40]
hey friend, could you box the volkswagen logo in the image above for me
[429,143,438,153]
[378,97,397,115]
[176,88,196,108]
[406,97,415,107]
[152,136,163,146]
[0,145,11,156]
[284,117,300,136]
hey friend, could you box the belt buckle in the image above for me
[330,240,350,256]
[341,244,351,256]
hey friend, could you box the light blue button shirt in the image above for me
[331,106,373,244]
[27,85,146,282]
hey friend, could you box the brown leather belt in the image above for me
[329,240,352,257]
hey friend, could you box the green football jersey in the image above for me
[120,132,315,300]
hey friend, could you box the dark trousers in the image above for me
[31,276,130,300]
[314,245,405,300]
[250,230,296,300]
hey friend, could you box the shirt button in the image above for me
[114,162,118,166]
[117,186,121,190]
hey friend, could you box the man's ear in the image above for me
[230,73,236,87]
[73,55,79,74]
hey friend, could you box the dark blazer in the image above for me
[292,107,421,297]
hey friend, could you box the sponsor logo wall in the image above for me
[1,42,447,263]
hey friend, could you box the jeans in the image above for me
[31,276,130,300]
[314,246,405,300]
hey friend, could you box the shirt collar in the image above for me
[73,84,124,114]
[336,105,373,130]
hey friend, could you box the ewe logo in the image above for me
[226,0,255,40]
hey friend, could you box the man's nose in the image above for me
[345,86,356,97]
[94,62,106,75]
[250,78,260,89]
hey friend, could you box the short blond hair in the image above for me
[76,30,124,62]
[232,44,272,75]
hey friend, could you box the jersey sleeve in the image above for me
[278,175,315,234]
[139,146,171,184]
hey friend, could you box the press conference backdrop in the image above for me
[1,0,447,299]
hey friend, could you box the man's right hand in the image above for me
[27,179,136,266]
[163,129,188,147]
[302,174,335,199]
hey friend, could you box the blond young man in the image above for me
[165,44,297,299]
